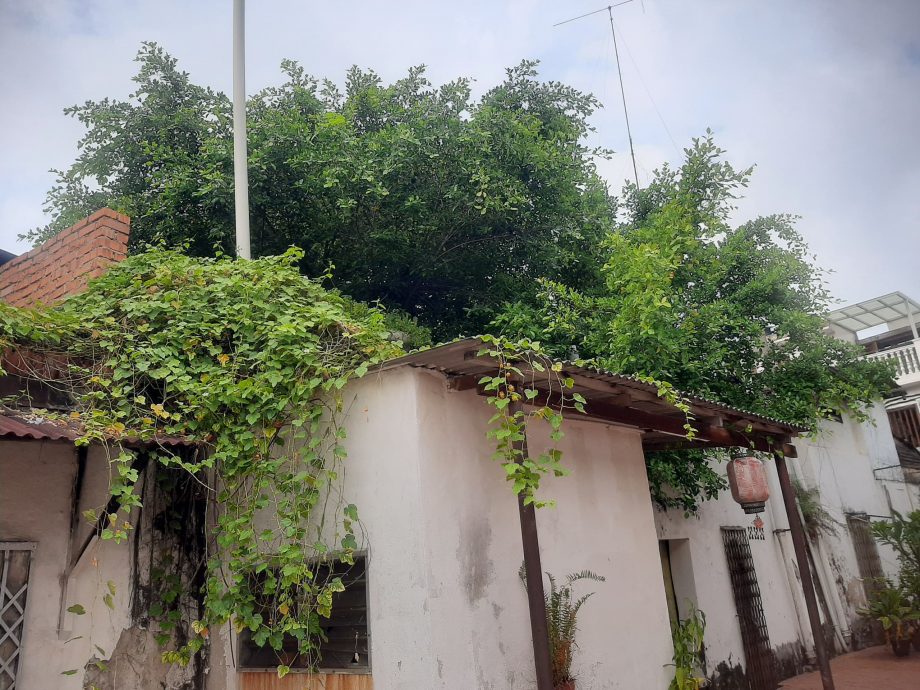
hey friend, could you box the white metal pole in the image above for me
[233,0,251,259]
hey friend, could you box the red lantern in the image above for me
[727,452,770,514]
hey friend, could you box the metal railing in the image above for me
[867,338,920,383]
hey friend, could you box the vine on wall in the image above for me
[0,250,585,677]
[1,247,398,675]
[478,335,586,508]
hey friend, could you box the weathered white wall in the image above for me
[0,441,218,690]
[0,439,78,690]
[655,460,806,682]
[791,405,918,642]
[321,367,674,689]
[654,404,919,684]
[796,405,917,528]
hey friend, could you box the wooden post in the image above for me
[773,449,835,690]
[510,395,554,690]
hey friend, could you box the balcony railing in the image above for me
[866,338,920,386]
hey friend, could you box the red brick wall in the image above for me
[0,208,130,307]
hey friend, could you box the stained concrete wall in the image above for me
[655,461,807,683]
[0,441,161,689]
[237,366,676,688]
[0,439,79,690]
[654,403,919,684]
[791,404,919,646]
[0,441,224,690]
[314,367,674,689]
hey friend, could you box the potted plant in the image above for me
[858,581,918,657]
[521,567,605,690]
[871,510,920,652]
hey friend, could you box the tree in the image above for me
[32,43,613,339]
[32,44,891,514]
[493,134,894,512]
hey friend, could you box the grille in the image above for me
[722,527,777,690]
[0,544,33,690]
[846,513,884,602]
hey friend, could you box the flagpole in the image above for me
[232,0,251,259]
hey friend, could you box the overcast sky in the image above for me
[1,0,917,307]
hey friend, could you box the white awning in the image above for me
[827,291,920,333]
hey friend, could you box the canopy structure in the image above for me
[377,338,803,455]
[827,291,920,339]
[377,338,836,689]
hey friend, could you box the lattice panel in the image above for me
[846,514,885,603]
[722,528,777,690]
[0,545,33,690]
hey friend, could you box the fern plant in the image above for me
[521,567,605,687]
[858,580,918,645]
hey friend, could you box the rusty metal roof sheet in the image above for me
[375,338,805,451]
[0,409,199,448]
[0,412,80,442]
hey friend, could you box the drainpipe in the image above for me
[810,538,850,651]
[509,393,553,690]
[774,447,835,690]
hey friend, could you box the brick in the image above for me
[780,645,920,690]
[0,208,130,307]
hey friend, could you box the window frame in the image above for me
[236,552,371,675]
[0,541,37,690]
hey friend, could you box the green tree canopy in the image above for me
[32,43,613,339]
[30,44,891,514]
[493,134,894,511]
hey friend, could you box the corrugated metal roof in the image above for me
[0,409,199,448]
[374,338,805,451]
[0,412,79,441]
[379,337,807,431]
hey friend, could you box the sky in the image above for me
[1,0,918,308]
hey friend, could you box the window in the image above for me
[1,542,34,690]
[239,556,369,672]
[846,513,884,603]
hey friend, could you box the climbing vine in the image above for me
[0,250,588,677]
[1,247,399,675]
[478,335,586,508]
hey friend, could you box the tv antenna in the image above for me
[555,1,640,188]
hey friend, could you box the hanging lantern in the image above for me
[727,450,770,514]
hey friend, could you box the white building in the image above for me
[652,292,920,690]
[2,338,809,690]
[1,211,905,690]
[827,292,920,452]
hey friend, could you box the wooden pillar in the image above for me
[773,448,835,690]
[510,396,553,690]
